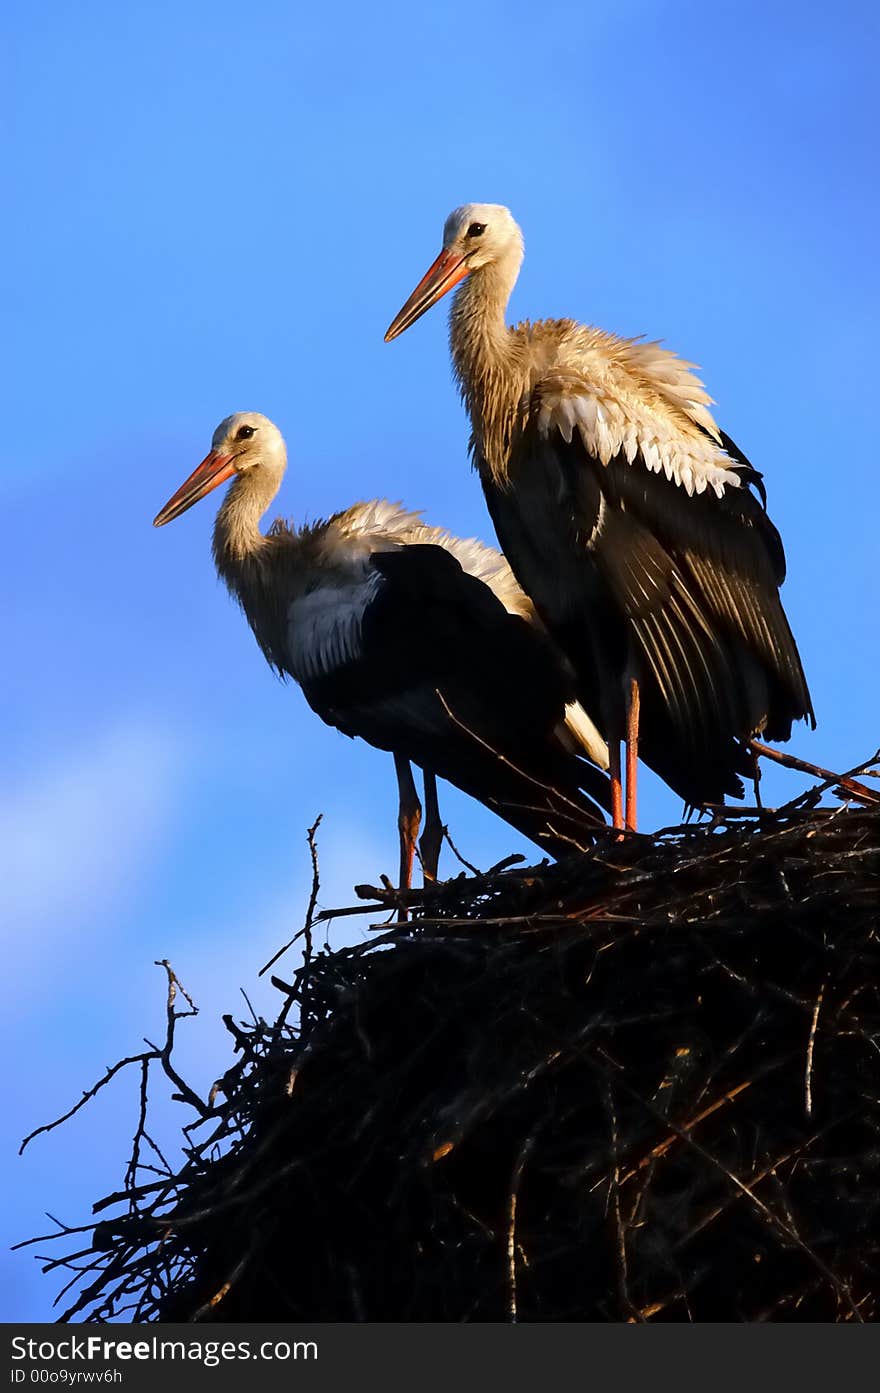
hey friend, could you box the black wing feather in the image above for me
[301,544,610,852]
[600,448,814,740]
[484,421,813,805]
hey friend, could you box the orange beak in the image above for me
[153,450,236,527]
[384,248,470,342]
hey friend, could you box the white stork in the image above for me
[385,204,815,828]
[153,413,611,891]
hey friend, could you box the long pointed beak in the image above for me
[153,450,236,527]
[384,248,470,342]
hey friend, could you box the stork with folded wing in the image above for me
[386,204,815,828]
[154,413,610,893]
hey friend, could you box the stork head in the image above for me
[153,412,286,527]
[384,203,524,342]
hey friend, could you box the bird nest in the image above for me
[18,753,880,1322]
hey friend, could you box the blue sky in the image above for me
[3,0,877,1319]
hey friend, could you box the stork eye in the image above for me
[467,222,486,238]
[236,425,255,441]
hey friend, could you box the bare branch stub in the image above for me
[258,813,323,982]
[153,960,207,1116]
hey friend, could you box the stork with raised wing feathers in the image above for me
[154,413,610,892]
[385,204,815,828]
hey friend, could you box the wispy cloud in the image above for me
[0,719,181,984]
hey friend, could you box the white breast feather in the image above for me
[534,341,740,498]
[287,570,382,681]
[334,501,535,619]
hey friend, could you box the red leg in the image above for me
[394,754,421,921]
[609,739,624,831]
[625,677,640,832]
[419,770,444,883]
